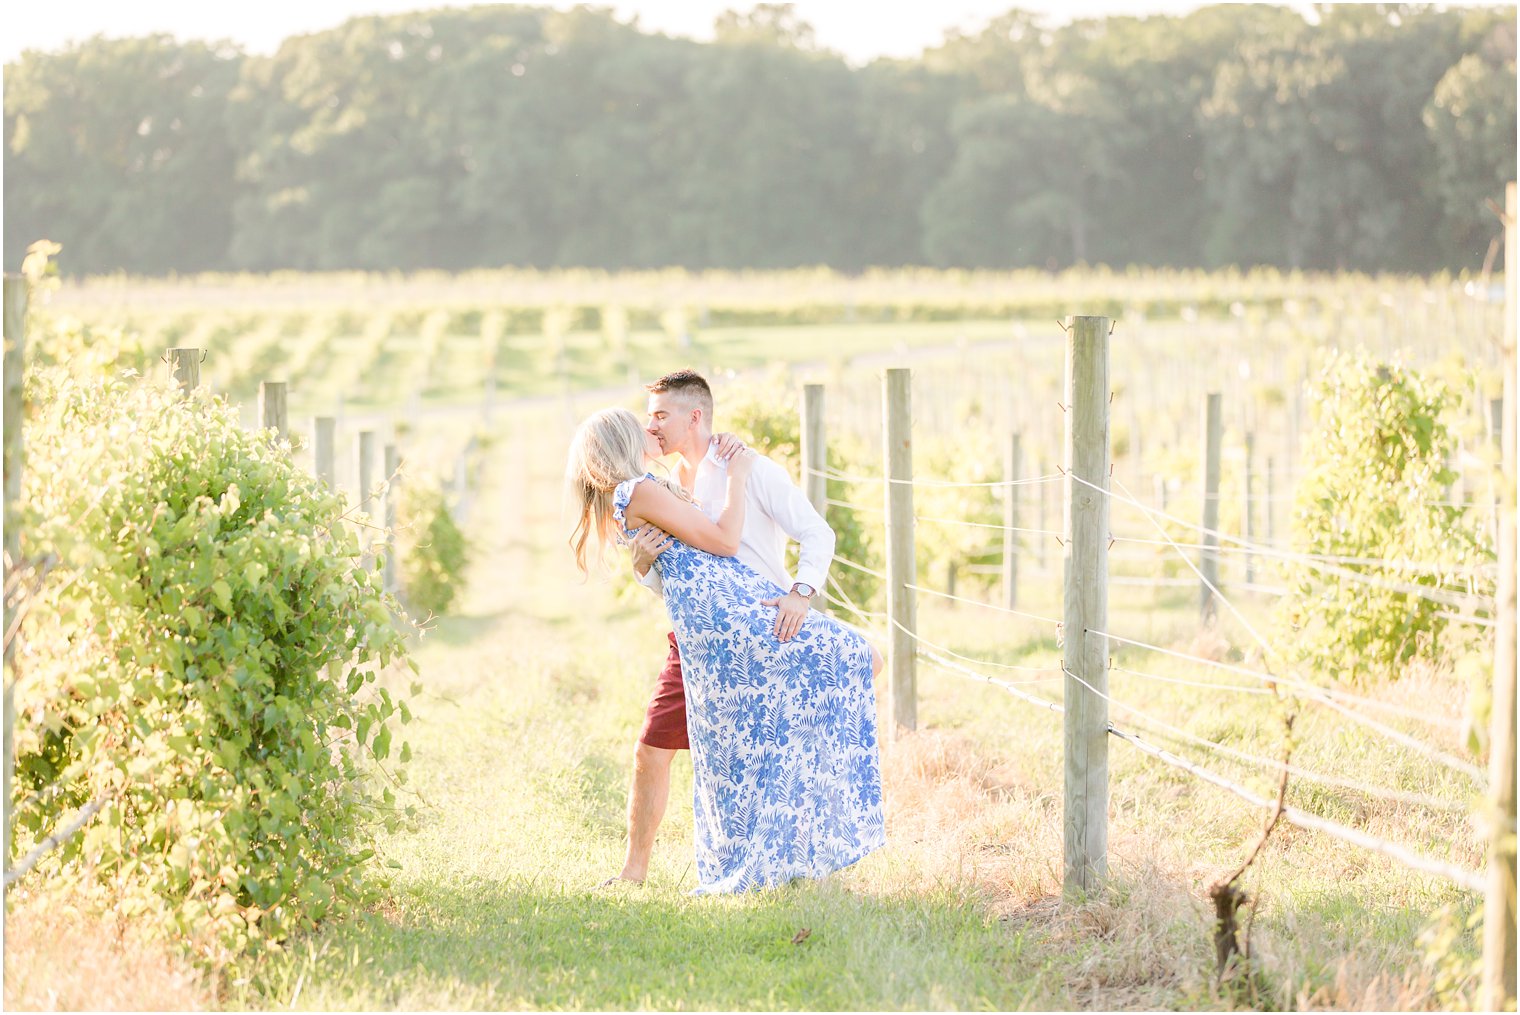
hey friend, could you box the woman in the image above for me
[568,407,885,895]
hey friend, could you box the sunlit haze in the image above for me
[5,0,1325,65]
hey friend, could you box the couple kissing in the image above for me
[567,369,886,896]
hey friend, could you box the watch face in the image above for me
[794,583,815,598]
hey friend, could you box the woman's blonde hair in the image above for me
[566,407,688,575]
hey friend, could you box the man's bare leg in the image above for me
[619,741,676,883]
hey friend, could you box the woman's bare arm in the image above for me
[626,468,749,557]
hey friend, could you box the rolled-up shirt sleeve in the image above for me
[636,560,664,597]
[751,457,834,594]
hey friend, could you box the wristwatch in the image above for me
[790,582,816,599]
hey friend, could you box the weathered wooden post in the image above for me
[1063,315,1111,899]
[1289,374,1303,471]
[1265,455,1276,546]
[3,275,27,875]
[1038,456,1050,571]
[383,444,401,594]
[454,435,478,528]
[799,383,830,614]
[883,368,916,735]
[1493,396,1505,548]
[1483,179,1517,1013]
[1003,431,1022,609]
[357,431,377,514]
[1200,392,1222,624]
[1243,431,1256,585]
[313,417,337,488]
[481,309,503,424]
[801,384,827,514]
[356,430,377,568]
[168,347,201,393]
[258,381,288,439]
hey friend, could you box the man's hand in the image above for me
[712,431,747,461]
[628,525,674,577]
[760,591,810,642]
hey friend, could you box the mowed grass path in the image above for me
[232,415,1057,1011]
[231,406,1481,1011]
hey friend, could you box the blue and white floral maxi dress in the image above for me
[614,473,886,895]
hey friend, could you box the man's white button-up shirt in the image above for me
[639,441,834,597]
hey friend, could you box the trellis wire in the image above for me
[810,465,1065,490]
[1107,724,1485,893]
[1096,473,1482,773]
[1111,662,1272,696]
[832,554,888,581]
[1114,533,1498,579]
[1095,475,1492,609]
[917,644,1066,714]
[904,582,1063,626]
[1063,666,1466,812]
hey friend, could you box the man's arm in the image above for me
[752,456,835,617]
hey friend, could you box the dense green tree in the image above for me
[3,3,1514,274]
[1423,14,1517,262]
[227,8,535,270]
[4,35,242,273]
[665,36,863,268]
[1199,5,1481,271]
[846,61,963,269]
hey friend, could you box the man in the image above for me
[605,368,836,886]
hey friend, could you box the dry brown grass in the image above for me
[3,886,213,1012]
[871,727,1220,1009]
[868,725,1474,1012]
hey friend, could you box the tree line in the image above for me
[3,3,1515,276]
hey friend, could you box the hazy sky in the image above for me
[4,0,1324,66]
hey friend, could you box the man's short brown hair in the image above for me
[646,369,714,421]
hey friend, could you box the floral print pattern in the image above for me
[615,473,886,894]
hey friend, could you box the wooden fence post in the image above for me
[1244,430,1256,585]
[168,347,201,393]
[454,435,478,528]
[258,381,288,439]
[1038,457,1050,571]
[357,431,377,515]
[313,417,336,488]
[1483,178,1517,1013]
[1063,315,1111,898]
[1003,431,1022,609]
[3,275,28,876]
[1200,392,1223,624]
[1493,396,1505,548]
[801,384,826,514]
[1266,455,1276,546]
[800,383,829,614]
[481,310,503,425]
[383,444,401,594]
[356,430,377,567]
[883,367,916,735]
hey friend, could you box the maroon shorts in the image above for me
[637,632,689,751]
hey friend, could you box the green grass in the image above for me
[17,267,1499,1009]
[222,405,1485,1011]
[227,430,1057,1010]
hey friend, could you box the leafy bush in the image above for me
[399,481,469,617]
[28,311,152,380]
[12,366,416,962]
[1271,352,1492,684]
